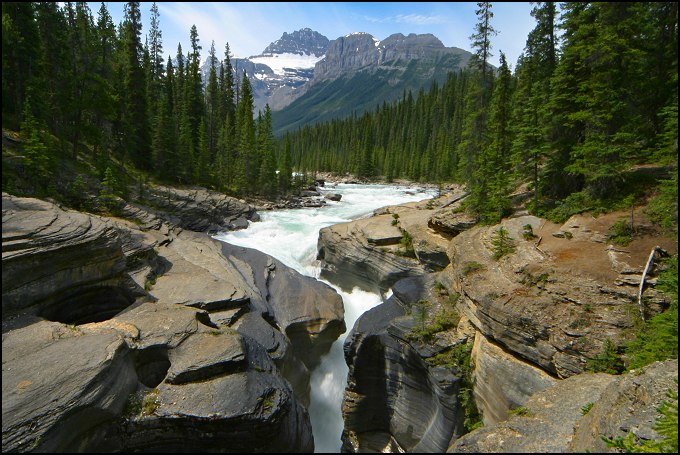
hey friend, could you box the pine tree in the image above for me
[469,2,498,92]
[482,51,514,222]
[122,1,151,170]
[235,72,256,192]
[278,136,293,194]
[2,2,40,129]
[205,41,220,163]
[511,1,558,210]
[186,24,203,142]
[20,98,52,192]
[258,105,277,197]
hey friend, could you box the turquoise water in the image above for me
[214,183,436,452]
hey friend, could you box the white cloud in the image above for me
[361,13,448,25]
[157,2,280,59]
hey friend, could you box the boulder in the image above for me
[324,193,342,201]
[317,202,449,294]
[219,242,346,370]
[1,321,137,452]
[2,193,345,453]
[449,372,618,453]
[428,210,477,238]
[570,359,679,452]
[131,184,259,234]
[318,218,427,294]
[471,331,557,426]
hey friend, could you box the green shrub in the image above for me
[142,389,160,415]
[544,191,593,223]
[608,218,634,246]
[587,340,625,374]
[491,226,516,260]
[581,402,594,415]
[397,228,416,258]
[522,224,536,240]
[645,170,678,237]
[428,342,482,432]
[463,261,486,275]
[625,255,678,371]
[509,406,531,417]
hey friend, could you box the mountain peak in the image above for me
[259,28,329,58]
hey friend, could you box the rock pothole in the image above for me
[39,286,136,325]
[134,346,171,388]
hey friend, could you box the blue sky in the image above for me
[99,2,538,69]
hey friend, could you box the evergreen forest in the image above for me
[3,1,291,201]
[2,2,677,230]
[287,2,678,226]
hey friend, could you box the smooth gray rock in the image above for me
[2,193,144,325]
[471,331,557,426]
[133,184,259,234]
[2,322,138,452]
[342,283,466,453]
[2,194,330,453]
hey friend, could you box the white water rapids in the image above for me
[214,183,437,452]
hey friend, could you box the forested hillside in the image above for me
[2,2,677,229]
[2,2,296,201]
[286,2,678,226]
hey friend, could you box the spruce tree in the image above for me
[258,105,277,197]
[122,1,150,170]
[278,136,293,194]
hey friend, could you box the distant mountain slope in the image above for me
[272,32,472,134]
[202,28,330,113]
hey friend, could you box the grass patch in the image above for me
[586,340,625,375]
[521,271,550,287]
[581,402,594,415]
[141,389,160,415]
[509,406,531,417]
[608,218,634,246]
[463,261,486,275]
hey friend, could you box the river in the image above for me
[214,183,437,452]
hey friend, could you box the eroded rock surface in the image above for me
[122,184,260,234]
[2,193,345,453]
[318,198,450,294]
[450,359,678,453]
[341,273,467,453]
[2,193,146,327]
[448,214,675,378]
[471,331,557,425]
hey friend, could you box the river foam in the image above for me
[214,183,436,452]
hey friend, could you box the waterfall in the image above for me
[214,183,436,452]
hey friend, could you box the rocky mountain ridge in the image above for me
[201,28,472,128]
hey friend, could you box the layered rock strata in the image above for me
[334,193,677,452]
[2,193,345,452]
[341,274,467,453]
[317,197,450,294]
[450,359,678,453]
[448,214,674,379]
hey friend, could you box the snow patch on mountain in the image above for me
[249,52,325,77]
